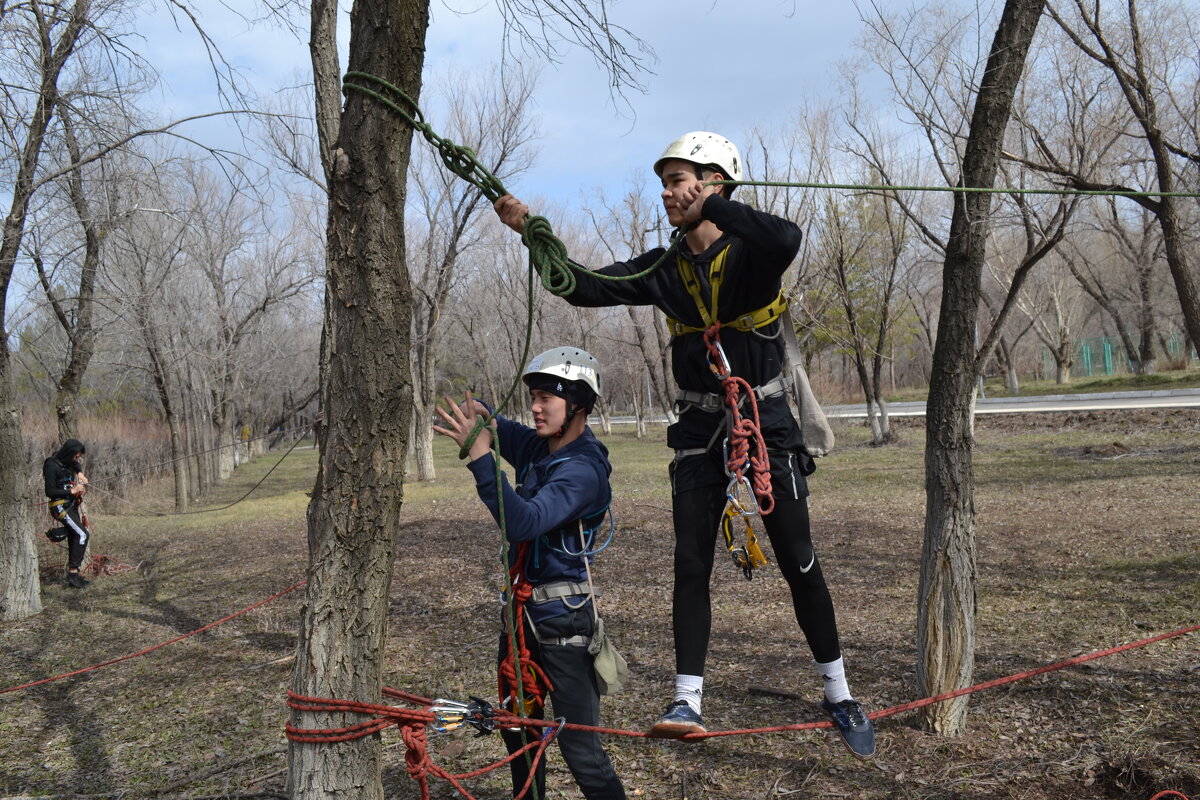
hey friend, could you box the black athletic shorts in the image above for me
[669,446,814,500]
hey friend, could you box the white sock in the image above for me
[673,674,704,714]
[815,657,852,704]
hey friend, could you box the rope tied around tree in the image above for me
[285,689,566,800]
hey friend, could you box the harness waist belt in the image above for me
[532,630,591,648]
[666,293,789,337]
[529,580,592,604]
[674,374,791,413]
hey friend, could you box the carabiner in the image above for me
[726,475,759,517]
[430,696,495,737]
[707,339,732,381]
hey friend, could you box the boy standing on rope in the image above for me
[434,346,627,800]
[493,132,875,758]
[43,438,91,588]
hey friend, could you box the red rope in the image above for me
[0,580,307,696]
[703,323,774,515]
[286,690,562,800]
[496,544,552,716]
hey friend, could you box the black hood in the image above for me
[53,439,86,465]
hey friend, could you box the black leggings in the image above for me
[671,487,840,674]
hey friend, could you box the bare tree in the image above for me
[583,175,677,425]
[288,2,652,793]
[407,65,537,481]
[106,191,193,509]
[1063,200,1166,374]
[0,0,95,621]
[1023,1,1200,358]
[916,0,1047,735]
[816,185,911,443]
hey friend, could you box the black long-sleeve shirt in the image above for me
[563,194,805,451]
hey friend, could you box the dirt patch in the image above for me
[2,412,1197,800]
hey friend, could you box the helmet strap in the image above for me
[556,402,578,438]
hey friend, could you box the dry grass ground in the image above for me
[1,410,1197,800]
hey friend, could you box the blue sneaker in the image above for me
[648,700,706,738]
[821,698,876,759]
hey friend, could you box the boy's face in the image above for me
[658,158,707,226]
[529,389,569,438]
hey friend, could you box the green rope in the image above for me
[342,71,683,299]
[707,179,1200,199]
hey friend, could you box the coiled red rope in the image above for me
[497,544,553,718]
[703,323,774,515]
[286,689,562,800]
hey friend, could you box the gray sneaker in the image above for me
[821,698,876,759]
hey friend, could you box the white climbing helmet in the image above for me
[522,346,602,402]
[653,131,744,183]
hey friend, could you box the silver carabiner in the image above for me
[726,475,759,517]
[707,340,732,380]
[429,699,470,734]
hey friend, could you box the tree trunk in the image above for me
[1137,263,1157,374]
[287,1,428,796]
[0,0,89,622]
[919,0,1045,736]
[0,347,39,620]
[51,107,100,444]
[167,413,189,512]
[411,402,436,481]
[216,411,236,479]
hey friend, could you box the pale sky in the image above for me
[135,1,878,207]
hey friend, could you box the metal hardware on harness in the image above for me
[529,580,591,604]
[721,506,768,581]
[674,374,792,416]
[725,474,759,517]
[531,629,591,648]
[707,339,732,381]
[429,696,496,737]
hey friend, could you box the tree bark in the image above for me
[48,106,100,443]
[919,0,1046,735]
[287,1,429,796]
[0,0,89,621]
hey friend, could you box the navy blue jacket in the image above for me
[467,414,612,622]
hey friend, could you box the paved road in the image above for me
[608,388,1200,424]
[825,388,1200,418]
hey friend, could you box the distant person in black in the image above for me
[43,439,90,588]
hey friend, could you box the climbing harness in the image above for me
[665,247,789,336]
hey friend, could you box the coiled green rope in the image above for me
[342,72,682,301]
